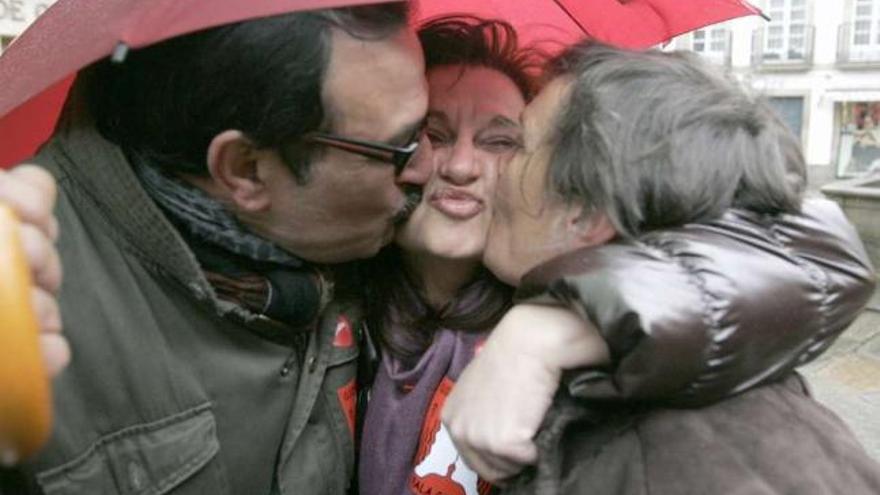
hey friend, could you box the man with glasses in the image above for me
[304,130,423,178]
[0,4,431,495]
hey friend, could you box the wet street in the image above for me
[801,291,880,461]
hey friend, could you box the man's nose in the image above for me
[396,136,433,187]
[438,141,480,185]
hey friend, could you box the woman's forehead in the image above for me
[427,66,526,125]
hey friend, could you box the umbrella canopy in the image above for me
[0,0,763,168]
[418,0,764,48]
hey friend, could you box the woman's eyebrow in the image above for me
[487,115,521,129]
[426,110,451,127]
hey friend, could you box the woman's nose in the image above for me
[438,140,480,185]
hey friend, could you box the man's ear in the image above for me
[566,206,617,248]
[206,130,270,213]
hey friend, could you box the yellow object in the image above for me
[0,205,51,465]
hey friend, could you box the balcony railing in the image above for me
[838,22,880,65]
[751,25,815,69]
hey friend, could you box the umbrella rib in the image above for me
[723,0,770,21]
[551,0,590,37]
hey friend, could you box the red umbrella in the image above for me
[0,0,763,169]
[418,0,765,48]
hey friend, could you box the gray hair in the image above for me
[544,43,805,238]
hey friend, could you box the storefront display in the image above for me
[837,101,880,176]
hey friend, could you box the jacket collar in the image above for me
[39,122,259,321]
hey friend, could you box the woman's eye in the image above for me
[426,130,450,146]
[481,137,523,152]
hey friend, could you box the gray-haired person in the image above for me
[445,43,880,493]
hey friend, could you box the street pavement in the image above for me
[800,290,880,461]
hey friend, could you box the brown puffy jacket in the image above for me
[510,198,880,494]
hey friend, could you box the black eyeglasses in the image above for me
[303,131,421,176]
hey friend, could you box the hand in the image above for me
[442,304,610,484]
[0,165,68,376]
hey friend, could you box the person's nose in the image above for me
[396,135,433,187]
[438,140,480,185]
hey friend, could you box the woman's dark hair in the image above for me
[418,15,544,100]
[363,247,513,362]
[84,3,409,182]
[542,42,804,238]
[364,16,540,361]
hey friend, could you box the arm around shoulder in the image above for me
[517,198,876,405]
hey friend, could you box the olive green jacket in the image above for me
[13,124,360,495]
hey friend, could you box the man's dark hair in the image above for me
[418,15,544,100]
[84,3,409,182]
[544,42,805,238]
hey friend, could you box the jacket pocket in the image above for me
[36,404,226,495]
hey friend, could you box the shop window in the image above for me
[836,102,880,176]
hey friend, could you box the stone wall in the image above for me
[822,176,880,272]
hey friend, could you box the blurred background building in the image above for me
[669,0,880,189]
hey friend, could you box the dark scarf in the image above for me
[132,155,325,336]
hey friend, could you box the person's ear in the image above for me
[206,130,271,213]
[566,206,616,248]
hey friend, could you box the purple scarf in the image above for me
[359,287,495,495]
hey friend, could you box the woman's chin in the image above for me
[398,238,485,264]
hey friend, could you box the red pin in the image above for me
[333,315,354,348]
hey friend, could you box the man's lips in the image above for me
[429,188,484,220]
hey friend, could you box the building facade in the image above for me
[669,0,880,187]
